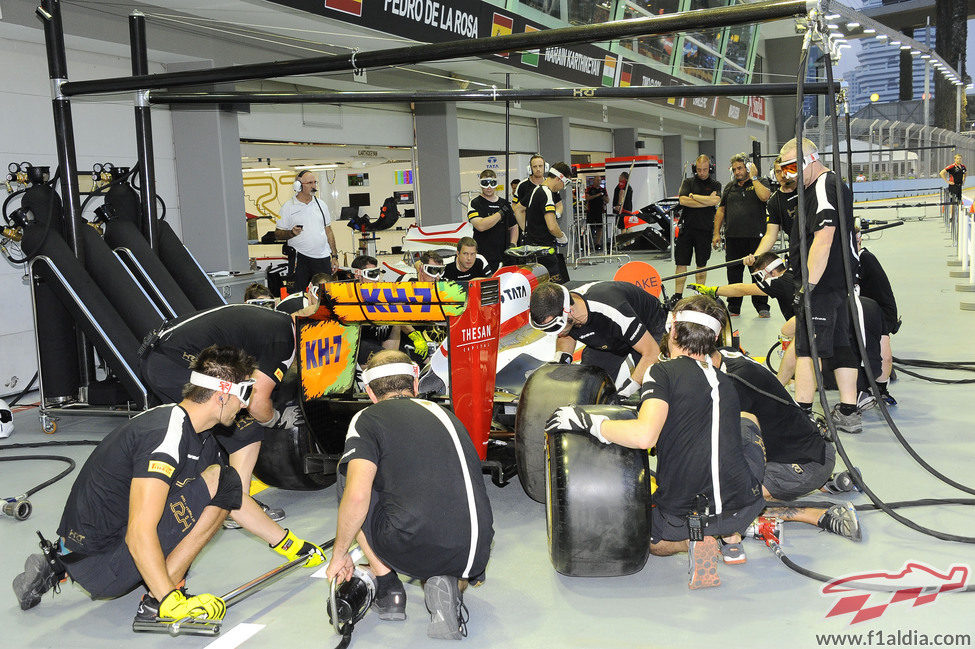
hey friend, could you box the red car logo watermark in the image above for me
[822,562,968,625]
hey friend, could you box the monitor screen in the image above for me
[348,192,370,208]
[395,191,414,205]
[340,206,359,220]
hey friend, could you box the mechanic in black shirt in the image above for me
[529,280,667,400]
[673,155,722,299]
[512,155,562,233]
[856,234,898,406]
[779,138,862,435]
[584,178,608,249]
[940,154,966,203]
[612,171,634,229]
[745,157,798,271]
[690,252,797,321]
[467,169,518,270]
[138,304,322,550]
[14,347,322,623]
[327,351,494,640]
[522,162,573,247]
[276,272,331,314]
[546,296,764,588]
[443,236,490,282]
[712,153,772,317]
[712,348,860,541]
[351,255,401,365]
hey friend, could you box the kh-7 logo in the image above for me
[358,286,433,313]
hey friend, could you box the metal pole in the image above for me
[37,0,92,399]
[147,82,838,105]
[505,73,511,202]
[129,11,159,249]
[61,0,811,96]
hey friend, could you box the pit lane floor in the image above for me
[4,203,975,649]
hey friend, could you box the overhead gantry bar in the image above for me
[59,0,818,97]
[148,82,838,105]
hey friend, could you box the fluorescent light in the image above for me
[910,50,920,55]
[921,54,931,59]
[863,28,876,34]
[900,45,910,50]
[889,40,901,46]
[876,34,888,40]
[242,167,281,172]
[825,13,840,19]
[827,23,840,29]
[298,164,339,170]
[846,22,860,28]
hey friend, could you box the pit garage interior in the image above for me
[2,1,975,648]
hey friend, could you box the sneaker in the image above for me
[817,502,862,542]
[223,498,286,529]
[424,575,467,640]
[12,553,64,611]
[375,579,407,621]
[821,468,862,494]
[757,310,771,319]
[134,592,162,623]
[830,404,862,435]
[856,391,877,411]
[718,539,747,565]
[687,537,721,589]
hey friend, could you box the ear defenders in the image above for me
[689,158,716,177]
[293,170,312,193]
[527,156,550,177]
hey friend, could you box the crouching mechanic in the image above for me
[547,296,765,589]
[138,304,324,556]
[712,348,861,541]
[11,347,321,625]
[327,351,494,640]
[529,281,667,399]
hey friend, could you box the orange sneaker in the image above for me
[688,537,721,589]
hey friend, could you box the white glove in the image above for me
[617,377,639,399]
[555,233,569,245]
[545,406,610,444]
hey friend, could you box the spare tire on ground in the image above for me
[546,405,650,577]
[515,363,615,502]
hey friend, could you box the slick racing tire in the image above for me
[515,363,614,503]
[546,405,650,577]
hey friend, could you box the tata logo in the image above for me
[500,285,527,303]
[486,155,501,169]
[359,286,432,313]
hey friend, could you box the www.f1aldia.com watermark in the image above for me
[821,562,969,625]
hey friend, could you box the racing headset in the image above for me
[527,155,550,177]
[689,157,716,178]
[293,169,316,193]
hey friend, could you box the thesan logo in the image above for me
[822,562,969,625]
[460,324,493,344]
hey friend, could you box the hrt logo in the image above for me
[822,562,968,625]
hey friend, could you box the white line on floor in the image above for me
[204,623,265,649]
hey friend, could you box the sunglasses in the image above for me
[479,178,499,188]
[359,267,383,281]
[779,152,818,178]
[529,284,571,333]
[189,371,256,406]
[422,264,445,278]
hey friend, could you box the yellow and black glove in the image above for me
[159,589,226,621]
[271,529,325,567]
[407,330,429,359]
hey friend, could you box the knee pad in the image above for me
[831,345,859,370]
[209,464,243,511]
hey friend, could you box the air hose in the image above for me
[0,440,99,521]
